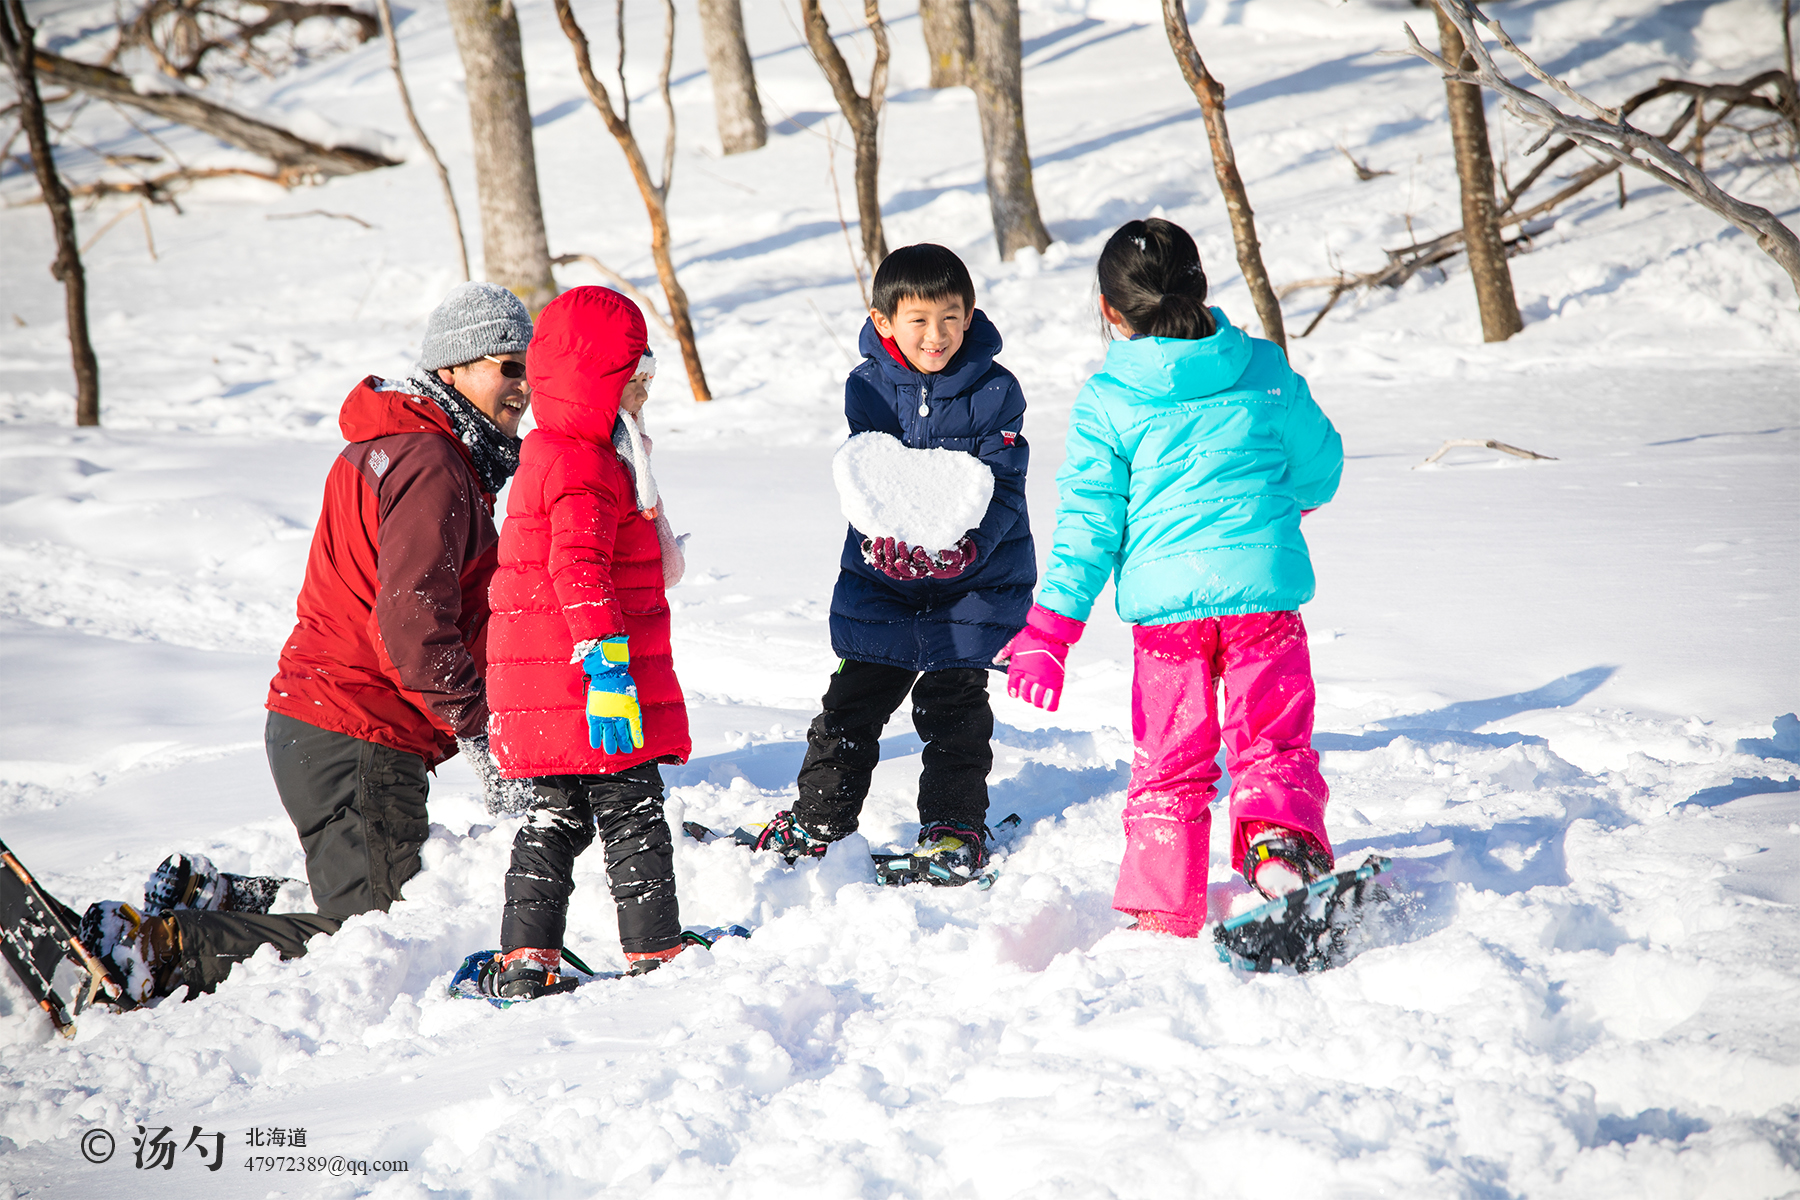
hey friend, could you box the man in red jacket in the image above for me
[88,283,539,1002]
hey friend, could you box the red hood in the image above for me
[527,287,648,442]
[338,375,480,480]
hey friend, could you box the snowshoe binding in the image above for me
[1242,823,1336,900]
[747,810,838,863]
[79,900,183,1004]
[1214,855,1393,973]
[872,819,1011,889]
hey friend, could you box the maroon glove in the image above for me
[862,537,926,581]
[923,537,977,579]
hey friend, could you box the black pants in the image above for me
[794,660,993,838]
[501,764,681,956]
[170,712,430,991]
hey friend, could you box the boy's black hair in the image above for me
[1096,218,1216,340]
[871,244,976,318]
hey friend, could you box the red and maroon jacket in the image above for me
[267,377,498,766]
[487,287,691,778]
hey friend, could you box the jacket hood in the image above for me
[1097,307,1251,399]
[857,307,1003,394]
[526,286,649,441]
[340,374,461,443]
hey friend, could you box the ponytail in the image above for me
[1096,218,1216,341]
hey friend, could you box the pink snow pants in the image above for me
[1113,611,1331,933]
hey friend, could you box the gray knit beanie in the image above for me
[418,282,534,371]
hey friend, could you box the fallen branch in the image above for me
[1338,144,1392,181]
[31,47,397,182]
[15,165,285,211]
[548,252,676,340]
[1416,438,1558,467]
[1280,68,1770,330]
[111,0,377,82]
[1406,0,1800,302]
[266,208,373,228]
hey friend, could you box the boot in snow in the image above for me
[751,810,836,864]
[143,852,289,915]
[80,901,182,1003]
[1125,910,1201,938]
[488,947,577,1000]
[1242,822,1335,899]
[915,822,989,873]
[625,943,687,975]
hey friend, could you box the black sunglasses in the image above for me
[482,355,526,379]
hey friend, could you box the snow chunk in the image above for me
[832,431,992,551]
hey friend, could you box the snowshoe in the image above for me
[448,927,751,1006]
[143,852,292,916]
[871,815,1019,889]
[1214,855,1393,974]
[1,838,134,1032]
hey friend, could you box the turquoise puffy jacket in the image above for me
[1038,309,1342,626]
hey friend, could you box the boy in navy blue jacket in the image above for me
[757,245,1034,875]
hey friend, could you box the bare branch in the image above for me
[550,253,677,340]
[376,0,467,280]
[555,0,710,400]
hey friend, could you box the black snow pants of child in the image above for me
[169,711,430,992]
[793,660,993,839]
[500,764,681,956]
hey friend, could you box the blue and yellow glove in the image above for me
[583,636,644,755]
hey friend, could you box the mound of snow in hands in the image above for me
[833,431,993,553]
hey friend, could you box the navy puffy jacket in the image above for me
[829,309,1036,671]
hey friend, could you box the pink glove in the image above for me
[993,604,1086,711]
[923,537,977,580]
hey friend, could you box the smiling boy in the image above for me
[754,244,1035,876]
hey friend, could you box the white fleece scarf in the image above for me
[611,409,685,588]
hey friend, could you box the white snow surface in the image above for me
[833,431,994,551]
[3,0,1799,1196]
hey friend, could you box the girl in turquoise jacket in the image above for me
[996,218,1344,936]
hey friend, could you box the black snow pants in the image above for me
[500,764,681,956]
[169,711,430,992]
[793,660,993,838]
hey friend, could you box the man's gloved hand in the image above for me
[457,733,539,815]
[993,604,1087,712]
[923,537,977,580]
[862,536,926,581]
[583,636,645,755]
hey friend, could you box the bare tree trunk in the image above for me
[968,0,1050,261]
[1160,0,1285,349]
[921,0,972,88]
[800,0,889,275]
[1,0,100,426]
[376,0,468,280]
[446,0,555,312]
[697,0,765,155]
[553,0,711,402]
[1435,8,1520,342]
[31,47,397,182]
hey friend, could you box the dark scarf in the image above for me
[407,369,521,494]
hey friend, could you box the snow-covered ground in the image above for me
[3,0,1798,1196]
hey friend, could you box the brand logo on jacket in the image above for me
[1001,431,1020,447]
[369,449,390,477]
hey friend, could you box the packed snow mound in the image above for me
[832,432,993,551]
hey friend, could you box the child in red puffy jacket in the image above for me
[485,287,692,998]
